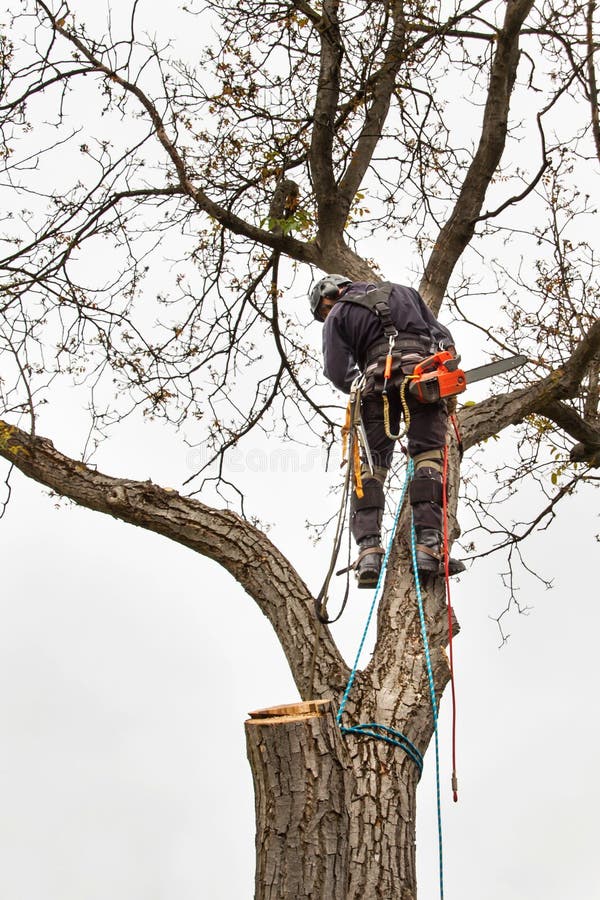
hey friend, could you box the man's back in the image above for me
[322,281,454,392]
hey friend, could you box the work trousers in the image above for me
[350,385,447,543]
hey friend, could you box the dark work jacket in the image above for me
[322,282,455,393]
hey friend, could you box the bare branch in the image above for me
[38,2,322,266]
[420,0,535,313]
[460,317,600,450]
[308,1,345,238]
[587,0,600,162]
[338,5,408,210]
[0,416,345,697]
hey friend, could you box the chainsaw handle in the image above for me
[411,350,453,378]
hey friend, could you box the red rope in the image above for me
[449,413,463,457]
[442,444,459,803]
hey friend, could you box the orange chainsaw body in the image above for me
[408,351,467,404]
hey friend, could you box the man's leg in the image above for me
[406,396,465,576]
[350,392,398,588]
[349,465,386,588]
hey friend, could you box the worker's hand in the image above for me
[446,395,457,414]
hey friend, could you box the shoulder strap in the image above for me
[339,282,398,338]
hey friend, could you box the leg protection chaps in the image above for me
[409,464,444,531]
[351,475,386,544]
[409,450,465,576]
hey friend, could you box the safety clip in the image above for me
[382,333,397,391]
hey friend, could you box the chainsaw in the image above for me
[408,350,527,404]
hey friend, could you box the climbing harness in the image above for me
[338,281,398,337]
[345,284,409,442]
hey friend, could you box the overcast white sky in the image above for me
[1,3,599,899]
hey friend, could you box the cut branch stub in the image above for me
[245,699,352,900]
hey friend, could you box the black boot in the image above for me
[415,528,465,577]
[355,537,385,589]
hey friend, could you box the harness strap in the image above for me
[355,545,385,565]
[338,282,398,339]
[336,545,385,576]
[415,542,441,562]
[412,448,444,471]
[367,333,433,363]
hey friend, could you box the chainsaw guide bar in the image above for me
[407,351,527,404]
[464,353,528,385]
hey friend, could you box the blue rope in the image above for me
[336,462,422,775]
[409,505,445,900]
[341,723,423,773]
[336,458,446,900]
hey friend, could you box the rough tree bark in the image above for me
[246,699,424,900]
[245,701,352,899]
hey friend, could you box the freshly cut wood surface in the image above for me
[246,699,331,722]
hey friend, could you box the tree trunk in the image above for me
[245,701,352,899]
[246,699,423,900]
[345,740,420,900]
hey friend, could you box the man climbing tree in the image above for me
[310,274,465,587]
[0,2,599,898]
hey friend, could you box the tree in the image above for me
[1,1,599,897]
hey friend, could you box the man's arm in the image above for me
[322,311,360,393]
